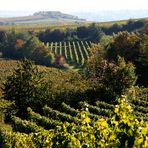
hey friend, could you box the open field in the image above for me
[0,17,147,32]
[96,17,148,27]
[0,22,89,32]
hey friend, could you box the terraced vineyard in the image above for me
[0,60,147,125]
[47,41,92,67]
[10,101,111,134]
[1,59,148,145]
[129,98,148,121]
[10,97,148,135]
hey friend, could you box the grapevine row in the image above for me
[72,41,79,64]
[61,102,79,116]
[131,99,148,107]
[134,111,148,118]
[11,116,42,133]
[131,104,148,114]
[68,41,74,62]
[96,101,114,109]
[81,41,89,57]
[43,105,77,123]
[77,41,85,66]
[79,102,110,117]
[27,107,63,129]
[61,102,104,121]
[48,41,91,67]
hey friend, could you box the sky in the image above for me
[0,0,148,13]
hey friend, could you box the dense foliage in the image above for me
[38,23,104,43]
[106,31,148,86]
[38,19,146,43]
[0,31,54,66]
[102,19,145,35]
[2,60,89,118]
[3,60,52,117]
[86,44,137,102]
[0,97,148,147]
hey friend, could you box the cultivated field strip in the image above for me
[47,41,91,67]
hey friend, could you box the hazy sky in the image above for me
[0,0,148,13]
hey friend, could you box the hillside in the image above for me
[0,59,148,147]
[0,11,86,25]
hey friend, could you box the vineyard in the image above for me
[0,15,148,147]
[47,41,92,67]
[7,97,148,133]
[0,60,148,147]
[9,101,111,133]
[1,97,148,147]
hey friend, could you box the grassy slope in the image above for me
[96,18,147,27]
[0,58,87,127]
[0,59,87,98]
[0,22,88,32]
[0,59,18,97]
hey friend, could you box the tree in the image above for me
[88,23,104,42]
[104,23,123,35]
[136,34,148,85]
[1,30,18,58]
[0,31,7,53]
[1,30,30,58]
[21,36,41,58]
[38,29,66,43]
[3,60,52,117]
[85,43,106,79]
[86,44,137,102]
[96,57,137,101]
[107,31,141,62]
[0,31,7,43]
[77,23,104,42]
[100,35,112,47]
[21,36,55,66]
